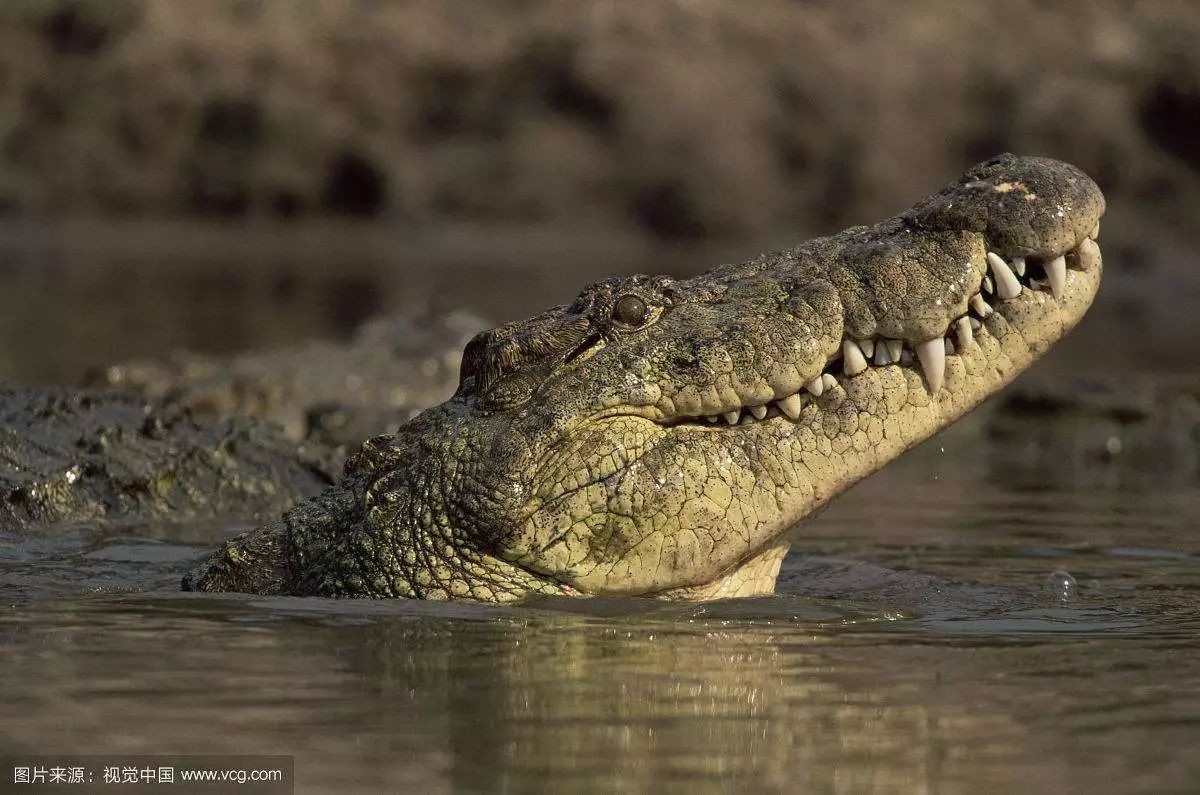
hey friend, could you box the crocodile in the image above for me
[0,310,490,533]
[184,154,1106,602]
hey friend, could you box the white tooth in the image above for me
[885,339,902,362]
[955,316,973,348]
[970,294,992,317]
[916,337,946,392]
[1013,256,1026,277]
[1077,238,1101,273]
[1028,279,1041,292]
[986,252,1022,300]
[983,275,994,295]
[804,376,824,397]
[723,411,740,425]
[778,393,804,419]
[1044,255,1066,299]
[873,343,892,366]
[706,415,719,423]
[821,373,838,391]
[856,338,875,357]
[749,404,767,420]
[899,348,914,365]
[739,414,754,425]
[944,337,956,355]
[843,339,868,376]
[969,317,982,330]
[1090,221,1100,240]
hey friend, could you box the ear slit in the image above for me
[563,332,604,365]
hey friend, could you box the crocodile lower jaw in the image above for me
[655,542,791,600]
[627,232,1103,600]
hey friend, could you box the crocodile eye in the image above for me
[612,294,649,327]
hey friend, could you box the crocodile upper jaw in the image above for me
[484,157,1106,598]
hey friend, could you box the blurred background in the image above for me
[1,0,1198,385]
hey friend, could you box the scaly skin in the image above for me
[184,154,1106,601]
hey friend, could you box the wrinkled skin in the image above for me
[185,154,1106,602]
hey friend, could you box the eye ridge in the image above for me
[612,294,650,327]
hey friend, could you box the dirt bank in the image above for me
[1,1,1196,248]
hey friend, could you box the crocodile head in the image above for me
[185,154,1105,601]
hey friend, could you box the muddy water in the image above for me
[2,416,1198,794]
[1,221,1198,793]
[1,219,1194,386]
[0,219,763,385]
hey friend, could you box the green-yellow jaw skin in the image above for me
[184,154,1105,602]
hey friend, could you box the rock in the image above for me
[0,387,333,530]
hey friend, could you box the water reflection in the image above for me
[1,396,1198,792]
[0,593,1077,793]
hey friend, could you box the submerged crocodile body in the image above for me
[185,154,1106,602]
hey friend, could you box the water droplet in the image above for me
[1049,569,1076,600]
[1105,436,1123,455]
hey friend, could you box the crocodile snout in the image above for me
[906,153,1105,258]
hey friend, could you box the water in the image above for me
[0,218,1190,387]
[1,220,1198,792]
[0,219,762,386]
[2,418,1198,794]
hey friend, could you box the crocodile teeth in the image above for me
[843,339,869,376]
[1044,255,1066,299]
[857,338,875,357]
[706,415,719,423]
[723,411,740,425]
[970,294,992,317]
[804,376,824,397]
[1090,221,1100,240]
[1077,238,1101,272]
[955,316,973,348]
[944,337,956,355]
[885,339,903,363]
[749,404,768,420]
[821,373,838,392]
[969,317,982,331]
[778,393,804,419]
[915,337,946,392]
[1013,256,1026,277]
[986,252,1022,300]
[873,343,892,366]
[982,275,994,295]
